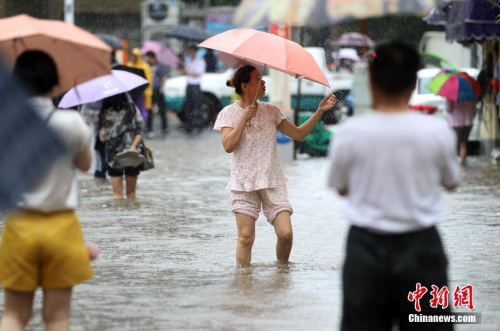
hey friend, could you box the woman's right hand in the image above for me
[243,103,258,121]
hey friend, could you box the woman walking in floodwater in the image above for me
[213,65,335,266]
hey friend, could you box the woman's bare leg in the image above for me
[110,176,123,200]
[459,142,467,166]
[235,213,256,266]
[125,175,138,199]
[42,288,72,331]
[0,289,34,331]
[273,211,293,262]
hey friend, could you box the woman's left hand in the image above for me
[317,93,336,114]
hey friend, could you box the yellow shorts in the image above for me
[0,210,93,292]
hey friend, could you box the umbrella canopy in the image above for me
[427,70,481,102]
[423,6,446,26]
[421,51,458,70]
[95,33,124,49]
[333,32,375,48]
[444,0,500,43]
[140,41,180,69]
[233,0,441,27]
[165,25,214,42]
[326,0,439,21]
[58,70,148,108]
[234,0,332,27]
[0,14,111,96]
[198,28,329,87]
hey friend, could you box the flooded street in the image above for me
[1,123,500,331]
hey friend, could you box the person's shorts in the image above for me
[230,185,293,224]
[107,165,141,177]
[0,210,93,292]
[453,126,472,143]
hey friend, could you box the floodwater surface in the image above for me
[1,125,499,330]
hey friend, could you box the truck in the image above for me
[163,47,353,126]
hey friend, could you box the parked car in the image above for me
[164,47,354,126]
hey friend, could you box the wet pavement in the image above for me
[1,121,500,330]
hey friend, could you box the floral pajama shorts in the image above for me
[230,185,293,224]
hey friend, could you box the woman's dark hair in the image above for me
[101,93,129,110]
[13,50,59,96]
[226,65,256,95]
[100,93,135,123]
[369,41,420,96]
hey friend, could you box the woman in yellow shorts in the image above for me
[0,51,96,331]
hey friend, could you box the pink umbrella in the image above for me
[0,14,111,96]
[333,32,375,48]
[140,41,180,69]
[198,28,329,87]
[58,70,148,108]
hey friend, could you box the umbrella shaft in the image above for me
[248,65,265,125]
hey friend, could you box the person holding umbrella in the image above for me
[182,45,206,134]
[427,70,481,166]
[445,99,478,166]
[0,50,98,331]
[214,65,336,266]
[98,93,146,200]
[144,51,169,137]
[128,48,153,123]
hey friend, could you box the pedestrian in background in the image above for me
[328,41,460,331]
[182,45,206,134]
[128,48,153,123]
[99,93,145,200]
[445,99,478,166]
[0,50,97,331]
[144,51,169,138]
[214,65,335,266]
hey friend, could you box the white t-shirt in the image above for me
[328,110,461,234]
[214,101,287,191]
[185,57,206,85]
[17,97,91,213]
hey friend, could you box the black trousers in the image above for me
[147,89,167,132]
[184,84,203,132]
[342,226,453,331]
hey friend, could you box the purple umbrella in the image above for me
[58,70,149,109]
[140,41,180,69]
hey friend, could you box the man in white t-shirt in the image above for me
[182,45,206,134]
[328,41,460,331]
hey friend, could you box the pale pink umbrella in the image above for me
[333,32,375,48]
[140,41,180,69]
[199,28,329,88]
[0,14,111,96]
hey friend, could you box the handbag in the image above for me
[140,140,154,171]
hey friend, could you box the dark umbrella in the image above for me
[164,25,214,42]
[96,33,124,49]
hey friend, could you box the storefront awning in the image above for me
[445,0,500,42]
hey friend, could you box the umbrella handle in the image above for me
[248,65,266,126]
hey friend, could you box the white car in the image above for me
[164,47,354,126]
